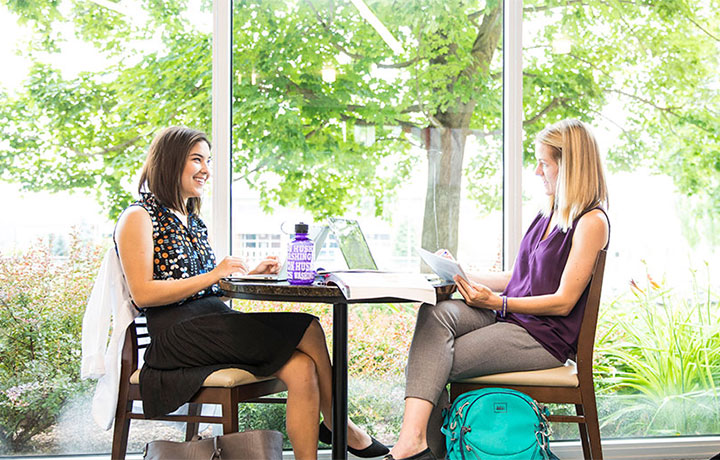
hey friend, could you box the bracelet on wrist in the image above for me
[501,295,508,318]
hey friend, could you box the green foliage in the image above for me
[676,192,720,248]
[237,400,290,448]
[232,298,416,377]
[1,0,719,248]
[0,232,105,452]
[464,137,502,214]
[230,0,504,227]
[347,307,417,376]
[231,299,417,447]
[0,1,212,220]
[2,239,720,449]
[237,377,405,448]
[522,1,720,180]
[594,268,720,436]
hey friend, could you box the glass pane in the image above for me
[523,1,720,439]
[231,0,503,445]
[0,0,212,455]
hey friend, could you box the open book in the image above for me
[325,271,436,305]
[417,247,468,282]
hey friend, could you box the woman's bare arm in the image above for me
[115,207,248,308]
[466,270,513,293]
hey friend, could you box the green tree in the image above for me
[1,0,718,254]
[0,0,213,218]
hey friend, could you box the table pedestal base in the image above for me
[332,302,348,460]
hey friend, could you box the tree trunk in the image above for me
[420,6,502,255]
[421,126,468,255]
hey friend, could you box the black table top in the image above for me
[219,278,456,304]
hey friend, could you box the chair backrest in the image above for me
[120,315,149,377]
[575,249,607,376]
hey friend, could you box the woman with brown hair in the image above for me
[114,126,387,460]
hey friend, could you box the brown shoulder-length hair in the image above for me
[138,126,210,215]
[536,119,608,231]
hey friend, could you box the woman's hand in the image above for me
[212,256,249,279]
[250,256,281,275]
[454,275,502,311]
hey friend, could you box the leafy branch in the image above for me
[603,86,719,154]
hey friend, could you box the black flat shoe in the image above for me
[319,422,390,458]
[383,447,437,460]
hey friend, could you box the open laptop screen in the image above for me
[327,217,378,270]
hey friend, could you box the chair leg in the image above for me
[221,392,240,435]
[575,404,591,459]
[111,400,132,460]
[185,403,201,441]
[581,389,603,460]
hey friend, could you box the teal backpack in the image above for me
[442,388,559,460]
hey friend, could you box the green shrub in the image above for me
[5,236,720,451]
[231,300,417,445]
[237,399,290,448]
[594,269,720,436]
[236,377,406,449]
[232,299,418,377]
[0,232,105,452]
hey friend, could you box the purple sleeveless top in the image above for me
[498,207,609,363]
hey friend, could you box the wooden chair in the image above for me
[111,316,288,460]
[450,249,607,460]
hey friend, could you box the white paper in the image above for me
[327,271,436,305]
[225,274,285,281]
[418,247,468,282]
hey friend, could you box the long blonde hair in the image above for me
[537,119,608,231]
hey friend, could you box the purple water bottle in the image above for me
[287,222,315,285]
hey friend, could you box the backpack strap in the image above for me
[210,436,222,460]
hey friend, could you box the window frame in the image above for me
[210,0,525,266]
[211,0,233,260]
[208,0,720,454]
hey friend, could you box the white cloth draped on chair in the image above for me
[81,248,138,430]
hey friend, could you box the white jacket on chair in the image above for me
[81,248,138,430]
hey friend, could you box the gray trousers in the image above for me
[405,299,563,404]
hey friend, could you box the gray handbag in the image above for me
[143,430,283,460]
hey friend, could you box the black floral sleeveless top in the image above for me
[129,193,221,303]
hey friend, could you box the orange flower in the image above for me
[629,279,644,295]
[647,274,661,290]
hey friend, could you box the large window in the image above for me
[522,1,720,439]
[229,0,504,446]
[1,0,720,456]
[0,0,213,455]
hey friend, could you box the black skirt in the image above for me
[138,296,315,418]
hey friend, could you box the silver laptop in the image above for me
[328,218,438,283]
[326,217,379,271]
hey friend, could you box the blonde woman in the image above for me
[385,119,610,460]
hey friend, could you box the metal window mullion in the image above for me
[503,0,523,270]
[212,0,232,259]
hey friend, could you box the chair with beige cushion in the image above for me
[450,249,607,460]
[111,316,287,460]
